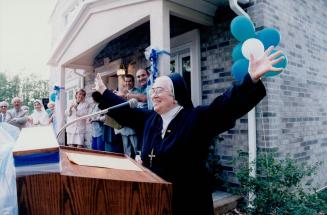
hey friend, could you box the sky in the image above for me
[0,0,56,79]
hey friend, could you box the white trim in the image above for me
[171,42,192,54]
[48,0,152,66]
[48,0,215,70]
[67,64,94,71]
[94,58,122,77]
[150,0,171,76]
[167,1,213,26]
[171,29,202,106]
[169,0,217,16]
[171,45,191,74]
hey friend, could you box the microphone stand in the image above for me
[56,108,109,142]
[56,98,138,143]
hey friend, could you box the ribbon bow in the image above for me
[53,85,64,99]
[148,49,170,86]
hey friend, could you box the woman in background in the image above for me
[29,99,49,127]
[65,89,89,148]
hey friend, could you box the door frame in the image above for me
[171,29,201,106]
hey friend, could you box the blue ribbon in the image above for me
[53,85,64,99]
[148,49,170,86]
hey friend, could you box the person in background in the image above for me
[94,88,124,153]
[21,106,31,127]
[21,105,29,112]
[125,70,150,152]
[47,102,57,133]
[28,99,49,127]
[0,101,9,123]
[65,89,89,148]
[46,102,54,116]
[6,97,28,129]
[115,74,139,157]
[89,91,105,151]
[94,47,284,215]
[132,69,149,109]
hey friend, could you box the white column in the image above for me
[150,0,170,76]
[55,66,66,142]
[248,107,256,206]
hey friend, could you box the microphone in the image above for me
[57,98,138,140]
[107,98,138,112]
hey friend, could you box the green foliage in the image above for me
[0,72,49,111]
[235,152,327,214]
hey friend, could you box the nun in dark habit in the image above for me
[95,47,284,215]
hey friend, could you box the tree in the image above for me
[0,72,49,111]
[235,152,327,214]
[0,73,9,102]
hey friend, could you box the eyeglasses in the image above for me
[149,87,172,96]
[0,106,7,108]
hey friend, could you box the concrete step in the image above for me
[212,191,242,215]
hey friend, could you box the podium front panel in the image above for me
[16,147,172,215]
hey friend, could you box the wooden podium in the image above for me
[15,128,172,215]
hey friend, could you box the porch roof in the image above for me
[47,0,229,69]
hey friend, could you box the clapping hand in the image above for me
[70,101,78,110]
[249,46,284,82]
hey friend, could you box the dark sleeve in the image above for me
[198,73,266,136]
[101,89,152,131]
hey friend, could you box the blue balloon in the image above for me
[264,50,288,77]
[232,43,244,61]
[50,92,56,102]
[256,28,281,50]
[231,59,249,83]
[230,16,256,42]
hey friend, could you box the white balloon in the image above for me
[241,38,265,60]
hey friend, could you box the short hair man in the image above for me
[115,74,139,157]
[6,97,29,129]
[125,69,149,109]
[0,101,9,123]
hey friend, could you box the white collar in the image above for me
[160,105,183,138]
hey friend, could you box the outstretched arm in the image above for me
[200,46,284,136]
[94,74,151,130]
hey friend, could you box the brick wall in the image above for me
[93,22,151,69]
[256,0,327,188]
[201,0,327,187]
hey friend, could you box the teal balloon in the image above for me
[50,92,56,102]
[230,16,256,42]
[264,50,288,77]
[232,43,244,61]
[256,28,281,50]
[231,59,249,83]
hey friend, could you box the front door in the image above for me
[170,46,192,98]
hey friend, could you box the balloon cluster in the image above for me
[230,16,287,82]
